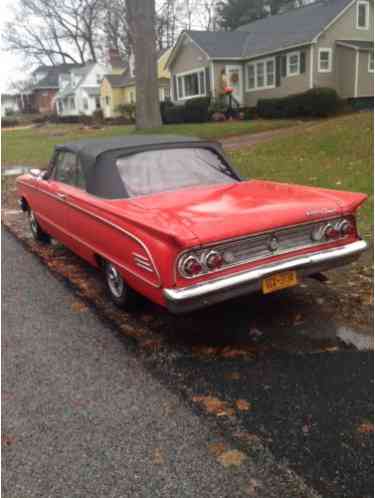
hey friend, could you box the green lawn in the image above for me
[2,119,297,168]
[229,112,374,238]
[2,112,372,238]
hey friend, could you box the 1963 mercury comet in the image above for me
[16,135,368,313]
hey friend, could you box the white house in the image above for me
[55,62,109,117]
[1,94,20,117]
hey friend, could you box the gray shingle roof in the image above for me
[33,63,83,89]
[336,40,374,50]
[186,31,250,58]
[186,0,354,60]
[105,72,130,87]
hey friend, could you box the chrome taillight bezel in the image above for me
[176,216,357,280]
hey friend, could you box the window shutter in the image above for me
[172,75,178,101]
[300,51,306,73]
[281,55,287,78]
[276,56,281,87]
[205,67,211,96]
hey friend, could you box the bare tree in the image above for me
[2,0,102,66]
[102,0,132,59]
[127,0,162,129]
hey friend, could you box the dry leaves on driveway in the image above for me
[357,422,374,434]
[192,395,235,417]
[217,450,247,468]
[235,399,252,411]
[193,395,253,417]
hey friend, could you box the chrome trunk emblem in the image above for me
[268,235,279,252]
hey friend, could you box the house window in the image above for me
[83,98,89,110]
[96,74,102,84]
[105,96,110,106]
[266,60,275,86]
[247,64,255,90]
[256,62,265,88]
[164,87,170,100]
[70,97,75,110]
[318,48,332,72]
[95,96,101,109]
[287,52,300,76]
[176,69,206,100]
[357,0,369,29]
[58,101,63,113]
[246,58,275,91]
[177,77,183,99]
[369,51,374,72]
[129,91,135,104]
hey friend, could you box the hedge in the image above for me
[257,88,341,118]
[184,97,210,123]
[160,97,211,124]
[2,117,20,128]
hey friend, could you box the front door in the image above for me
[225,65,244,105]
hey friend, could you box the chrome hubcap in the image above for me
[30,211,38,235]
[106,264,124,298]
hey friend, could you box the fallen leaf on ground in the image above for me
[322,346,339,352]
[293,313,304,325]
[139,339,161,351]
[217,450,247,468]
[220,347,256,359]
[235,399,251,411]
[233,432,261,445]
[153,448,165,464]
[192,346,219,357]
[2,435,16,446]
[208,442,227,457]
[224,371,241,381]
[192,395,234,417]
[244,478,263,496]
[357,422,374,434]
[71,301,88,312]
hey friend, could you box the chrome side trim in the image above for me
[19,181,161,287]
[36,211,160,288]
[164,240,367,313]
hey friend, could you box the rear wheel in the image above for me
[29,209,50,243]
[104,261,139,309]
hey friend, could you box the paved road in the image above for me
[2,229,322,498]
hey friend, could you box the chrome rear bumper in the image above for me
[163,240,367,313]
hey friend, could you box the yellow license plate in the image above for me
[262,271,298,294]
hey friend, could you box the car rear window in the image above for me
[116,148,238,198]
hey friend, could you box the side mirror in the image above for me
[41,170,49,180]
[30,168,42,178]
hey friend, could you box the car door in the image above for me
[57,156,95,260]
[44,150,78,246]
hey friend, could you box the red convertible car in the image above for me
[17,135,367,313]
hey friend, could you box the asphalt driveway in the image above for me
[2,229,320,498]
[2,228,373,497]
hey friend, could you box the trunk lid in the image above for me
[111,180,367,246]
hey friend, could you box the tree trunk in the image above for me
[127,0,162,129]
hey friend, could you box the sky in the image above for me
[0,1,25,93]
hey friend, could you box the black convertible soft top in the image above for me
[51,135,240,198]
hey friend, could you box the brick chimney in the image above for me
[108,48,125,75]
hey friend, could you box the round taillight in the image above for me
[324,224,340,239]
[311,225,325,242]
[339,220,354,236]
[205,251,223,270]
[183,256,203,276]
